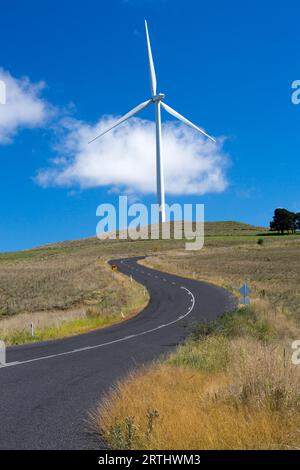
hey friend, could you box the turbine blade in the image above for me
[161,102,216,142]
[145,20,157,97]
[88,99,152,144]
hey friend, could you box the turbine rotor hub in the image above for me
[152,93,165,102]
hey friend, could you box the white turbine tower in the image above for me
[89,20,215,223]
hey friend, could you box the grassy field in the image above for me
[0,270,148,345]
[0,221,267,314]
[1,221,298,345]
[94,226,300,450]
[0,223,203,344]
[0,237,155,345]
[142,236,300,318]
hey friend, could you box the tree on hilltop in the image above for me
[270,208,296,234]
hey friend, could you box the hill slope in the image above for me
[0,220,287,345]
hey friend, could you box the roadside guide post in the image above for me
[0,340,6,366]
[111,264,118,279]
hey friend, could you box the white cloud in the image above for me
[36,115,229,196]
[0,68,53,144]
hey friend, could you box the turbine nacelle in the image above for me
[152,93,165,102]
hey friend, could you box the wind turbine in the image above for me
[89,20,216,223]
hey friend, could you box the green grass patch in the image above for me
[168,336,230,372]
[168,306,275,374]
[2,312,121,345]
[0,247,68,263]
[192,307,274,342]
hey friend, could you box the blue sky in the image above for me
[0,0,299,251]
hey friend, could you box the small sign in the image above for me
[239,283,251,296]
[111,265,118,272]
[239,283,251,305]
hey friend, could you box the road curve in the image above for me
[0,256,235,449]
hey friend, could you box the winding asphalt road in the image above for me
[0,257,235,449]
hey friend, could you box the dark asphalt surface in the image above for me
[0,256,235,449]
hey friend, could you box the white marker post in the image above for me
[30,322,34,337]
[0,340,6,366]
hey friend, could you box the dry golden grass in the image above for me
[142,237,300,318]
[0,244,120,314]
[0,239,149,344]
[0,270,148,345]
[224,337,300,410]
[0,231,180,317]
[95,351,300,449]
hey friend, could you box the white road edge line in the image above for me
[1,286,195,369]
